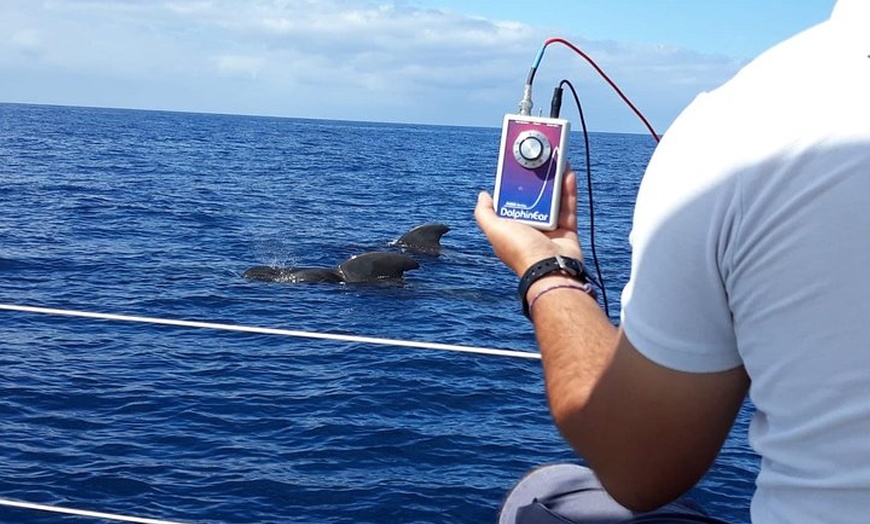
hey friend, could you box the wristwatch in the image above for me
[517,255,589,318]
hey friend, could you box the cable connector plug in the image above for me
[517,84,533,116]
[549,86,564,118]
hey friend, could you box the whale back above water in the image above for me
[243,251,419,284]
[337,252,420,283]
[394,223,450,255]
[242,266,343,283]
[243,223,446,284]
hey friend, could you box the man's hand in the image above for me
[474,169,584,276]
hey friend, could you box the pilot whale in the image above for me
[393,223,450,255]
[243,251,420,284]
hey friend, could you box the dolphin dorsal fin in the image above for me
[395,223,450,255]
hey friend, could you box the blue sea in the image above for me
[0,103,759,524]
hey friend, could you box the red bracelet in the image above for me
[527,283,597,319]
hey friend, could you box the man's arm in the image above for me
[475,171,749,511]
[527,273,748,510]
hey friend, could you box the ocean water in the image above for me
[0,103,759,523]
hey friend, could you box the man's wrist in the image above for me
[517,255,592,318]
[525,274,581,297]
[526,279,598,319]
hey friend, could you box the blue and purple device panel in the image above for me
[493,114,570,230]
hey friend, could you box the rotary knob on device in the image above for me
[512,130,552,169]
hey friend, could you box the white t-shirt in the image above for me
[620,1,870,521]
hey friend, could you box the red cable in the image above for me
[543,37,660,142]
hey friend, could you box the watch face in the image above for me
[565,258,581,275]
[552,255,578,276]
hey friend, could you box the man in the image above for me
[475,1,870,522]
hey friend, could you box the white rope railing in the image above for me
[0,497,190,524]
[0,302,539,523]
[0,303,540,359]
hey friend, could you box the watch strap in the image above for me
[518,255,589,318]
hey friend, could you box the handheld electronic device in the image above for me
[492,114,570,231]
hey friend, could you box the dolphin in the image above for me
[393,223,450,255]
[243,251,420,284]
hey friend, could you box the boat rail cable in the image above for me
[1,301,538,522]
[0,497,190,524]
[0,303,541,360]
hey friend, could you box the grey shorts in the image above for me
[498,463,732,524]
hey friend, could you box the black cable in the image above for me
[526,66,538,87]
[556,79,611,318]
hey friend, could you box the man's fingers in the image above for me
[475,191,497,227]
[558,170,578,231]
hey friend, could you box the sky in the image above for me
[0,0,837,133]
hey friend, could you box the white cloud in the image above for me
[214,54,265,78]
[10,29,42,52]
[0,0,744,131]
